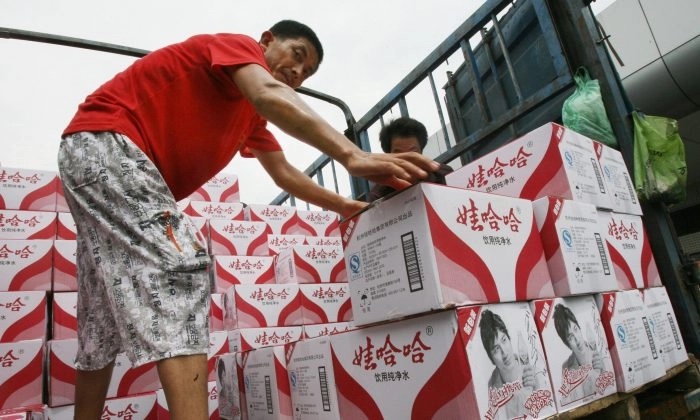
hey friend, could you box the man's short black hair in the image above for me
[270,20,324,64]
[553,304,580,349]
[479,309,510,364]
[379,117,429,153]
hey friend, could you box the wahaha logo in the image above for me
[228,258,265,270]
[207,176,232,186]
[101,403,138,419]
[305,213,333,223]
[201,204,237,216]
[255,331,296,346]
[456,199,522,233]
[304,247,340,260]
[558,364,593,398]
[352,332,432,371]
[312,286,347,299]
[0,214,42,228]
[269,237,301,247]
[0,244,35,259]
[524,389,554,417]
[465,146,533,189]
[595,370,615,394]
[259,208,291,218]
[311,238,341,246]
[0,297,26,312]
[223,223,258,234]
[608,219,639,241]
[486,381,523,420]
[249,288,290,301]
[0,349,20,367]
[0,170,42,184]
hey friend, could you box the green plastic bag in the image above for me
[562,67,618,148]
[632,111,687,205]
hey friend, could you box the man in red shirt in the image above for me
[59,20,438,419]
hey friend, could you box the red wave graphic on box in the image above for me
[411,334,474,419]
[234,296,270,328]
[52,302,78,339]
[515,222,552,300]
[300,294,329,324]
[1,302,45,342]
[278,294,303,327]
[219,184,239,203]
[116,362,159,397]
[27,222,57,240]
[276,353,293,417]
[607,244,636,289]
[0,347,42,409]
[49,349,77,406]
[426,199,497,303]
[20,181,56,211]
[53,248,77,291]
[331,349,383,419]
[8,250,52,291]
[209,230,239,255]
[292,252,323,283]
[330,260,347,283]
[338,298,353,322]
[641,236,661,287]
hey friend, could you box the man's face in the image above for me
[489,330,516,372]
[262,33,319,89]
[389,136,422,154]
[564,321,586,355]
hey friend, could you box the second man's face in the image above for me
[389,136,422,154]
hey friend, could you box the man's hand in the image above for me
[338,199,368,219]
[344,151,441,190]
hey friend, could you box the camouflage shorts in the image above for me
[58,132,211,369]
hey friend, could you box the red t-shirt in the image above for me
[63,33,282,200]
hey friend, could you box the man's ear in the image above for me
[259,31,274,49]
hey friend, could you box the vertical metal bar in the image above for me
[316,167,325,190]
[479,27,517,139]
[428,71,451,151]
[289,196,296,207]
[532,0,569,78]
[491,14,523,103]
[398,96,409,117]
[460,38,491,123]
[330,159,340,195]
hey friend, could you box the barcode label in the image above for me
[318,366,331,411]
[668,313,682,350]
[265,375,274,414]
[642,316,658,359]
[591,158,606,193]
[594,233,611,275]
[624,174,638,204]
[401,232,423,292]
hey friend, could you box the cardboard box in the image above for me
[51,292,77,340]
[532,295,617,412]
[0,210,57,239]
[55,213,76,241]
[52,240,77,292]
[0,240,53,291]
[0,339,44,410]
[596,290,666,392]
[444,123,612,209]
[188,216,210,255]
[288,307,556,419]
[341,183,553,326]
[213,255,276,293]
[267,234,306,256]
[180,200,244,221]
[304,236,342,247]
[215,353,244,420]
[224,284,302,329]
[55,179,69,213]
[246,205,298,235]
[228,327,303,353]
[302,322,355,340]
[275,245,346,284]
[208,331,230,382]
[0,167,58,212]
[210,293,225,332]
[299,284,352,324]
[600,211,662,289]
[209,220,270,256]
[593,141,643,215]
[533,197,617,296]
[643,287,688,370]
[48,339,160,407]
[295,210,340,237]
[45,393,158,420]
[188,172,240,203]
[241,345,292,419]
[0,291,47,342]
[0,406,44,420]
[156,382,219,420]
